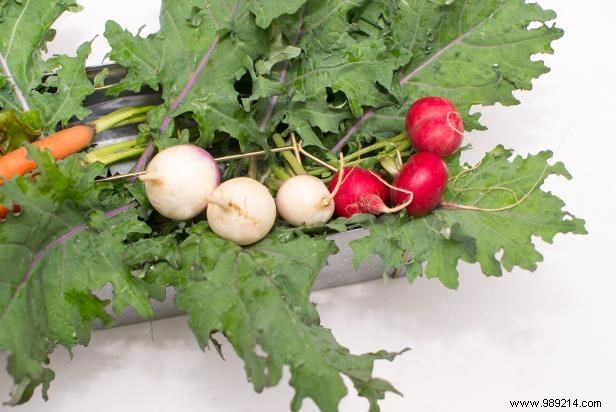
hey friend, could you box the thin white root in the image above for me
[368,170,414,198]
[441,165,549,212]
[297,141,338,172]
[291,133,302,165]
[380,194,413,214]
[446,111,465,135]
[328,153,347,199]
[367,170,414,214]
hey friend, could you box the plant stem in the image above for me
[91,105,156,133]
[272,164,291,181]
[85,138,145,165]
[306,140,411,176]
[248,157,258,179]
[306,157,366,176]
[273,134,306,175]
[331,108,376,154]
[344,132,408,162]
[114,114,148,128]
[93,147,146,166]
[87,139,138,158]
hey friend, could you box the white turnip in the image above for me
[206,177,276,246]
[276,175,335,227]
[141,144,220,220]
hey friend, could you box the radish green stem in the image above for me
[92,147,146,166]
[248,157,258,179]
[273,134,306,175]
[85,138,146,165]
[331,108,376,154]
[114,114,148,128]
[298,145,337,172]
[133,143,155,174]
[0,51,30,112]
[307,149,412,176]
[272,165,291,181]
[259,166,272,184]
[343,132,408,162]
[284,164,296,178]
[259,6,305,132]
[91,105,155,133]
[87,139,138,159]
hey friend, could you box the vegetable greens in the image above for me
[0,0,94,133]
[0,0,584,411]
[352,147,587,289]
[0,148,153,405]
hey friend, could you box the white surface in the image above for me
[2,1,615,411]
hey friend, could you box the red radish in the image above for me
[406,96,464,158]
[411,117,463,158]
[328,167,398,217]
[406,96,455,127]
[391,152,448,217]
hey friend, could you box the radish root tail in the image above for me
[327,153,347,200]
[367,170,414,213]
[446,111,465,135]
[441,165,548,212]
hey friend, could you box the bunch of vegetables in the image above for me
[0,1,586,411]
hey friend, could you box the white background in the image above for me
[1,1,615,411]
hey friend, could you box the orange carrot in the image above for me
[0,124,94,185]
[0,204,7,220]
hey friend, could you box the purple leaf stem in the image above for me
[159,36,221,133]
[135,2,240,173]
[0,203,138,322]
[0,203,134,320]
[258,6,305,132]
[133,142,155,174]
[21,204,134,283]
[331,6,499,154]
[331,108,376,154]
[159,0,239,133]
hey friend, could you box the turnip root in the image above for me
[141,144,220,220]
[276,175,334,227]
[206,177,276,246]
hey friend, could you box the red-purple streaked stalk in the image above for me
[134,1,239,173]
[331,108,376,154]
[20,203,134,287]
[258,6,305,132]
[158,36,221,133]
